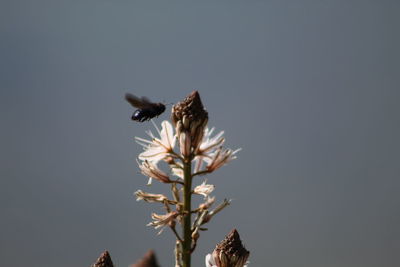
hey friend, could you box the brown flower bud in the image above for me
[192,230,200,241]
[211,229,250,267]
[131,250,160,267]
[171,91,208,157]
[91,250,114,267]
[199,196,216,210]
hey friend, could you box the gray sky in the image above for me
[1,1,399,266]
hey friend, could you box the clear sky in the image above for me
[1,1,399,266]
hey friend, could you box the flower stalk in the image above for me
[182,159,192,267]
[132,91,241,267]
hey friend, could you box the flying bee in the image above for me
[125,93,166,122]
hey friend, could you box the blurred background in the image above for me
[1,1,399,266]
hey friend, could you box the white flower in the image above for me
[198,127,225,155]
[135,190,177,205]
[194,126,240,174]
[203,147,241,172]
[135,120,176,163]
[147,211,179,235]
[135,190,167,202]
[194,181,215,198]
[138,160,171,185]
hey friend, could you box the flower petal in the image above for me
[135,121,176,163]
[194,181,215,198]
[160,120,176,150]
[205,254,217,267]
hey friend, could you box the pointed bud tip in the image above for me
[131,249,160,267]
[91,250,114,267]
[227,228,240,241]
[171,91,208,129]
[189,90,201,103]
[171,91,209,155]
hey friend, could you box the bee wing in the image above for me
[125,93,152,108]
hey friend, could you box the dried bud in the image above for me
[131,250,160,267]
[203,199,231,224]
[204,147,241,173]
[207,229,250,267]
[147,211,179,235]
[138,160,171,184]
[171,91,208,156]
[91,250,114,267]
[135,190,177,205]
[194,181,215,198]
[192,230,200,241]
[199,196,216,210]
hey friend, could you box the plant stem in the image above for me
[182,159,192,267]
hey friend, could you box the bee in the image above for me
[125,93,166,122]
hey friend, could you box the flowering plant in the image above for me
[133,91,248,267]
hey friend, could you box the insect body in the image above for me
[125,93,166,122]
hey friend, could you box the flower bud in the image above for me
[91,250,114,267]
[207,229,249,267]
[192,230,200,242]
[135,190,177,205]
[147,211,179,235]
[131,250,160,267]
[199,196,216,210]
[171,91,209,157]
[138,160,171,184]
[179,131,191,158]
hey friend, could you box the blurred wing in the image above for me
[125,93,152,108]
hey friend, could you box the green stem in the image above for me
[182,159,192,267]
